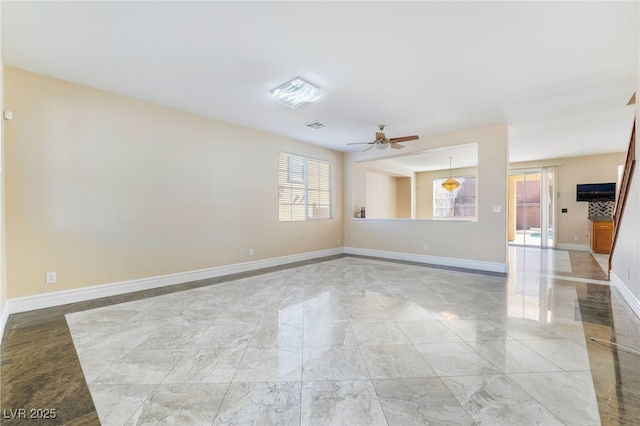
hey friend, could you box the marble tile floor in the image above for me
[1,248,639,425]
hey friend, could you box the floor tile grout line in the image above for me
[350,321,387,425]
[503,372,569,424]
[299,282,305,426]
[437,373,483,425]
[446,372,567,425]
[121,382,163,426]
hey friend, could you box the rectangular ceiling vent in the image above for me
[306,121,328,130]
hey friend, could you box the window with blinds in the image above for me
[278,152,333,222]
[433,176,476,218]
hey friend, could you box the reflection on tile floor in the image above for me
[61,250,640,425]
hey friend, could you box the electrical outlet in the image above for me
[46,272,57,284]
[574,235,579,241]
[249,248,254,256]
[423,244,429,252]
[337,237,341,244]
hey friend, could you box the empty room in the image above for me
[1,2,639,425]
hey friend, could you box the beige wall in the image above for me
[396,177,411,218]
[345,124,508,266]
[365,171,398,219]
[511,152,625,247]
[4,67,344,299]
[364,172,412,219]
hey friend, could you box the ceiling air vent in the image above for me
[306,121,328,130]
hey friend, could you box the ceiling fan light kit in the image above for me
[347,124,419,151]
[269,77,327,109]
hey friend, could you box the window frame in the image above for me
[278,152,333,222]
[432,175,477,218]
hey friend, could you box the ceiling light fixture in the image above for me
[270,77,327,109]
[374,141,390,150]
[442,157,461,192]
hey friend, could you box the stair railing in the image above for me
[609,118,636,276]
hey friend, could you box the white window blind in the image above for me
[278,152,333,222]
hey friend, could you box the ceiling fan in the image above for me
[347,125,419,151]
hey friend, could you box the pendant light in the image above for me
[441,157,461,192]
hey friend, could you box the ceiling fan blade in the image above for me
[389,135,419,143]
[363,145,375,152]
[346,126,418,150]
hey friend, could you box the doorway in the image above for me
[509,167,556,248]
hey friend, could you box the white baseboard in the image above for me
[0,300,9,342]
[344,247,508,274]
[6,248,343,315]
[609,271,640,320]
[556,243,591,252]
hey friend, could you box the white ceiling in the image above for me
[2,1,638,163]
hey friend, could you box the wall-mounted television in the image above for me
[576,182,616,202]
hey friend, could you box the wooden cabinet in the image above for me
[591,221,613,254]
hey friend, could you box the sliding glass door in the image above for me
[509,167,555,248]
